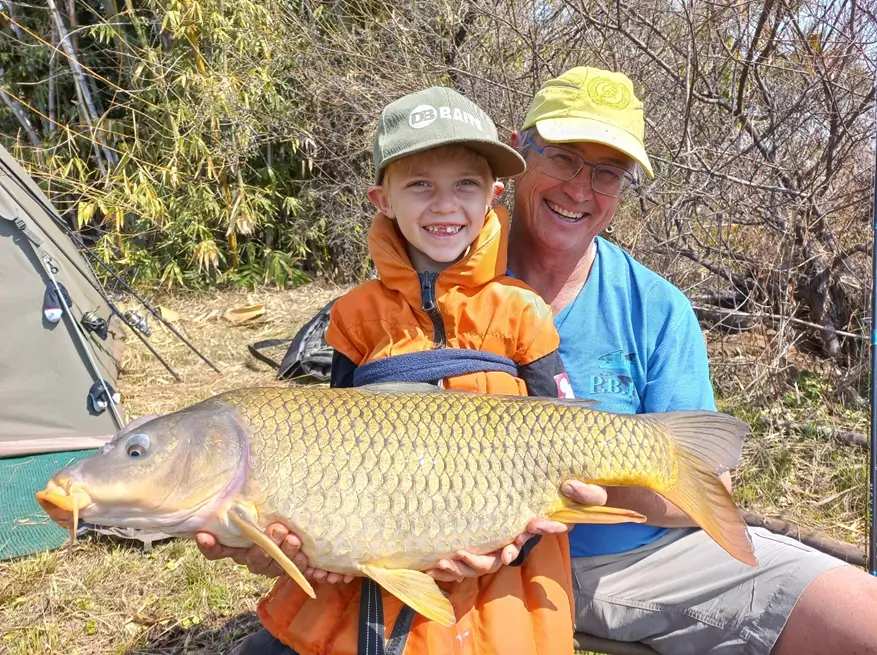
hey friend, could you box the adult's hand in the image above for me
[194,523,354,583]
[426,481,607,582]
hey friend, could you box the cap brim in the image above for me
[463,140,526,179]
[536,118,654,178]
[378,138,526,183]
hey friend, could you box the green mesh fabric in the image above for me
[0,449,97,560]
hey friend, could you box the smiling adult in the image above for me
[502,65,877,655]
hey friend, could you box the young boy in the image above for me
[255,87,576,655]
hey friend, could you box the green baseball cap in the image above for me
[373,86,526,183]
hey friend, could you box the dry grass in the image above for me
[707,329,870,547]
[0,283,870,655]
[1,282,347,655]
[114,282,349,418]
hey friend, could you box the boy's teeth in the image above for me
[425,225,463,234]
[547,201,585,220]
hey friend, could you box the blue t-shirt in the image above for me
[554,237,717,557]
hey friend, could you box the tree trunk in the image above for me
[47,0,115,174]
[48,24,57,132]
[0,67,41,148]
[743,511,866,567]
[2,1,51,136]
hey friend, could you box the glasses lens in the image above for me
[592,165,632,197]
[539,146,583,181]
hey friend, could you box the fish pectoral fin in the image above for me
[359,382,601,408]
[360,563,455,627]
[227,504,315,599]
[547,504,647,524]
[360,382,448,394]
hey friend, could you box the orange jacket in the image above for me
[326,207,563,395]
[257,207,574,654]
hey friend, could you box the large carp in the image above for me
[37,383,755,626]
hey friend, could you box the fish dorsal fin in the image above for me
[358,382,600,408]
[228,503,315,598]
[527,396,600,409]
[360,563,455,626]
[359,382,446,394]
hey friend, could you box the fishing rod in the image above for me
[0,160,221,374]
[870,77,877,576]
[43,256,125,430]
[75,241,221,374]
[1,181,185,382]
[100,302,182,382]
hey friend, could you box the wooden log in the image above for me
[777,421,868,448]
[743,511,866,567]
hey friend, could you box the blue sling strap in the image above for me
[352,349,518,387]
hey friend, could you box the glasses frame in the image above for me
[524,137,636,198]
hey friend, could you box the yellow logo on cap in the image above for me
[587,77,631,109]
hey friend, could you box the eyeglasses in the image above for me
[524,137,636,198]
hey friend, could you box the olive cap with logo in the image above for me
[372,86,526,183]
[522,67,654,178]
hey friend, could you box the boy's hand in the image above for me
[195,524,353,584]
[425,481,608,582]
[196,482,607,583]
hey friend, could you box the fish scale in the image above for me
[36,382,756,626]
[223,386,708,571]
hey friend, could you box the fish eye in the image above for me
[125,434,150,458]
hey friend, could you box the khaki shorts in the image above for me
[571,526,847,655]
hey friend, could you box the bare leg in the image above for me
[773,566,877,655]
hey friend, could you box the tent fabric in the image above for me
[0,145,124,561]
[0,145,123,457]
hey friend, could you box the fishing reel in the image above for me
[80,311,109,340]
[124,309,150,336]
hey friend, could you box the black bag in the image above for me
[248,298,337,383]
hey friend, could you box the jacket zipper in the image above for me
[418,271,446,348]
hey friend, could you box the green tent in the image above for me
[0,145,124,560]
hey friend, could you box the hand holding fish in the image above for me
[428,480,609,582]
[193,480,609,583]
[195,526,355,583]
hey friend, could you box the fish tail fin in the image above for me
[653,411,757,567]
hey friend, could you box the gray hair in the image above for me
[515,126,539,157]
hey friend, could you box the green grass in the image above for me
[0,537,271,654]
[1,285,870,654]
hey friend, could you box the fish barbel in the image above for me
[36,383,755,626]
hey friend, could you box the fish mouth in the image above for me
[35,479,93,543]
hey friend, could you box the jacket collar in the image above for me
[367,206,510,306]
